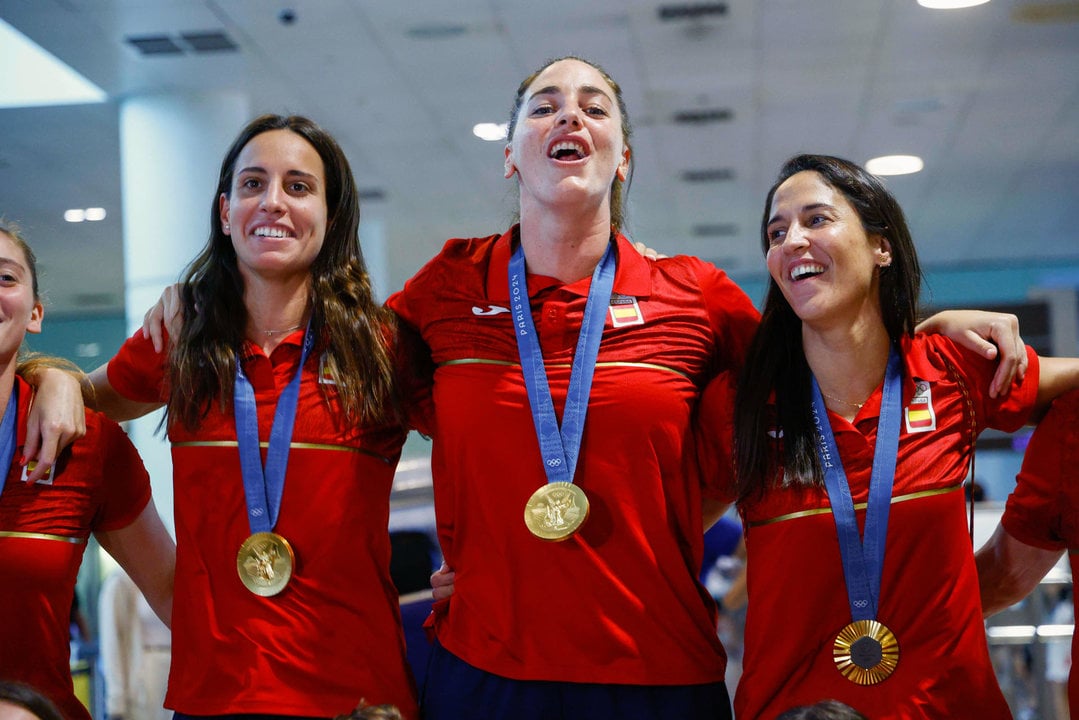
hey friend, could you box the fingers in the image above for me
[21,415,86,482]
[430,561,456,602]
[631,241,668,260]
[143,300,167,354]
[141,284,184,354]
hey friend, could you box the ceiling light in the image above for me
[866,155,924,176]
[85,208,107,221]
[917,0,991,8]
[0,18,107,109]
[64,209,86,223]
[473,123,508,142]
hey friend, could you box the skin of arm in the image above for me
[1035,356,1079,416]
[94,502,176,628]
[975,523,1064,617]
[83,364,164,423]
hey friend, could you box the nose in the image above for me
[781,223,810,252]
[259,183,285,212]
[557,104,582,128]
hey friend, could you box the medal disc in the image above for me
[237,531,295,597]
[833,619,899,685]
[524,482,589,541]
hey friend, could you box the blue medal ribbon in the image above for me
[234,325,314,534]
[0,390,18,497]
[508,239,615,485]
[810,348,902,621]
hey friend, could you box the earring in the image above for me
[223,223,230,232]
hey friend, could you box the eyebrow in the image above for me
[767,202,834,227]
[528,84,614,103]
[236,166,320,183]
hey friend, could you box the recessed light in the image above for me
[473,123,508,142]
[85,208,107,221]
[917,0,990,9]
[64,209,86,223]
[866,155,924,176]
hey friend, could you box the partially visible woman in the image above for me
[705,154,1079,718]
[0,222,174,720]
[0,681,64,720]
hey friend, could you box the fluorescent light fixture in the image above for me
[84,207,107,221]
[0,17,107,109]
[64,209,86,223]
[866,154,924,176]
[917,0,990,8]
[473,122,508,142]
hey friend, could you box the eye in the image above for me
[767,227,786,246]
[585,105,610,117]
[288,181,311,194]
[808,214,828,226]
[0,272,18,284]
[241,177,262,190]
[530,104,554,116]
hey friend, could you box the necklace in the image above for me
[261,324,302,337]
[820,390,865,410]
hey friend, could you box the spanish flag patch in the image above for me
[608,294,644,327]
[905,379,937,433]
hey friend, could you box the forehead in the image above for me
[235,129,325,178]
[770,170,852,215]
[525,59,616,100]
[0,231,29,267]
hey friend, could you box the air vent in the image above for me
[658,3,729,20]
[405,23,468,39]
[673,108,733,124]
[126,35,183,56]
[72,292,121,307]
[181,31,237,53]
[1013,2,1079,22]
[693,223,739,238]
[126,30,238,56]
[681,168,736,183]
[358,189,386,202]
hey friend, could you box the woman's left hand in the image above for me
[917,309,1026,397]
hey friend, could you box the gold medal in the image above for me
[524,482,589,541]
[237,531,295,597]
[833,619,899,685]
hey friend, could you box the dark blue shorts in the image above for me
[421,640,733,720]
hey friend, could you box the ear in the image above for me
[26,300,43,335]
[616,146,631,182]
[219,193,231,235]
[504,144,517,180]
[875,236,893,267]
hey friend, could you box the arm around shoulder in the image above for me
[85,363,164,423]
[975,523,1063,617]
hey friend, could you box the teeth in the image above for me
[253,227,291,238]
[548,140,585,159]
[790,263,825,281]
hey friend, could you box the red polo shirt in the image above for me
[701,335,1039,719]
[1001,388,1079,712]
[108,330,418,719]
[0,377,151,720]
[387,228,760,685]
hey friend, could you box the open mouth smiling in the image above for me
[548,140,588,161]
[790,263,825,282]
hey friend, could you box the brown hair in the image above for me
[166,114,399,430]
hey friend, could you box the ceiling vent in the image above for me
[673,108,733,124]
[693,223,739,238]
[682,168,736,183]
[657,3,729,21]
[358,189,386,202]
[126,30,238,56]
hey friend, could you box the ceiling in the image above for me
[1,0,1077,316]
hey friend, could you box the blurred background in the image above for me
[1,1,1076,717]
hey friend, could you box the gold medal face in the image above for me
[237,532,295,597]
[524,482,589,541]
[834,619,899,685]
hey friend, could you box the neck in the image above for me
[517,203,613,283]
[803,319,892,421]
[242,273,312,354]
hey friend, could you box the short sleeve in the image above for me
[89,414,152,533]
[107,330,169,403]
[696,370,739,504]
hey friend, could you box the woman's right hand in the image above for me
[142,283,185,353]
[23,367,87,482]
[430,562,456,602]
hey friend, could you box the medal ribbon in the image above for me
[234,325,314,534]
[810,348,902,621]
[0,390,18,497]
[509,240,615,484]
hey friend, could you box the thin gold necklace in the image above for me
[261,323,302,337]
[820,390,865,410]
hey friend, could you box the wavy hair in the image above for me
[166,114,398,430]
